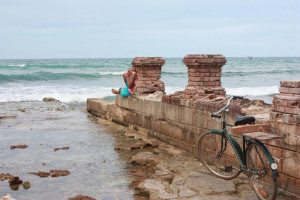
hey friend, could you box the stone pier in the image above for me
[132,57,165,94]
[87,56,300,197]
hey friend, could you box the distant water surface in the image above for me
[0,57,299,103]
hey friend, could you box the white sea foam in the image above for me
[0,85,279,103]
[96,72,124,75]
[8,64,26,67]
[0,84,114,103]
[226,86,279,96]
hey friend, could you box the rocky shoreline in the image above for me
[96,117,276,200]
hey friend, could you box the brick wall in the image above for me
[269,80,300,195]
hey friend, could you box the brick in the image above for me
[293,107,300,115]
[290,88,300,95]
[274,95,300,101]
[210,68,221,73]
[284,106,293,114]
[231,124,270,135]
[189,77,210,82]
[279,87,290,93]
[280,80,300,88]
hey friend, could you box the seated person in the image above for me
[111,67,137,96]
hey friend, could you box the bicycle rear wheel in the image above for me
[246,142,277,200]
[198,131,241,180]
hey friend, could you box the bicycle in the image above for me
[198,96,280,200]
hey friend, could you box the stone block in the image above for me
[151,117,162,133]
[163,102,179,122]
[278,173,297,194]
[282,149,300,179]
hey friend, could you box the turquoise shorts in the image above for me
[120,87,131,97]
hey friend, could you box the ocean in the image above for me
[1,57,299,104]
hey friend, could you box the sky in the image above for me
[0,0,299,59]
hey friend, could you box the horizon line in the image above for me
[1,56,300,60]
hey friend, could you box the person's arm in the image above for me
[123,73,127,85]
[128,72,137,89]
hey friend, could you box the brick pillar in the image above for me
[132,57,165,94]
[272,80,300,123]
[182,54,226,99]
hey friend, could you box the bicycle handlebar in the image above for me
[211,96,244,117]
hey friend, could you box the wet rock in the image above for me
[0,194,16,200]
[114,141,153,151]
[0,173,14,181]
[131,152,157,167]
[43,97,60,102]
[10,144,28,150]
[68,195,96,200]
[22,181,31,189]
[50,170,70,177]
[0,113,17,119]
[54,146,70,152]
[28,171,51,178]
[18,108,26,112]
[114,145,132,151]
[8,176,22,186]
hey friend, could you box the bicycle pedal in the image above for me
[225,166,233,172]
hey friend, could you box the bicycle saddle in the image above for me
[234,115,255,126]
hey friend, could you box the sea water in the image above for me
[0,57,299,103]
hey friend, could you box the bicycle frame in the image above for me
[210,97,279,179]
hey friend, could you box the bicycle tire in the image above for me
[198,131,241,180]
[246,142,277,200]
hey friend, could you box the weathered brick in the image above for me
[280,80,300,88]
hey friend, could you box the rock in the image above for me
[68,195,96,200]
[0,194,16,200]
[18,108,26,112]
[22,181,31,189]
[8,176,22,186]
[50,170,70,177]
[54,146,70,152]
[43,97,60,102]
[0,113,17,119]
[142,179,178,199]
[0,173,14,181]
[131,152,157,166]
[184,171,236,194]
[10,144,28,149]
[56,108,63,111]
[28,171,51,178]
[114,141,152,151]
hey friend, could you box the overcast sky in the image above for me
[0,0,299,59]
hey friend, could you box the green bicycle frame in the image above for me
[210,121,279,179]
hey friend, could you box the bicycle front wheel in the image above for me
[198,131,241,180]
[246,142,277,200]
